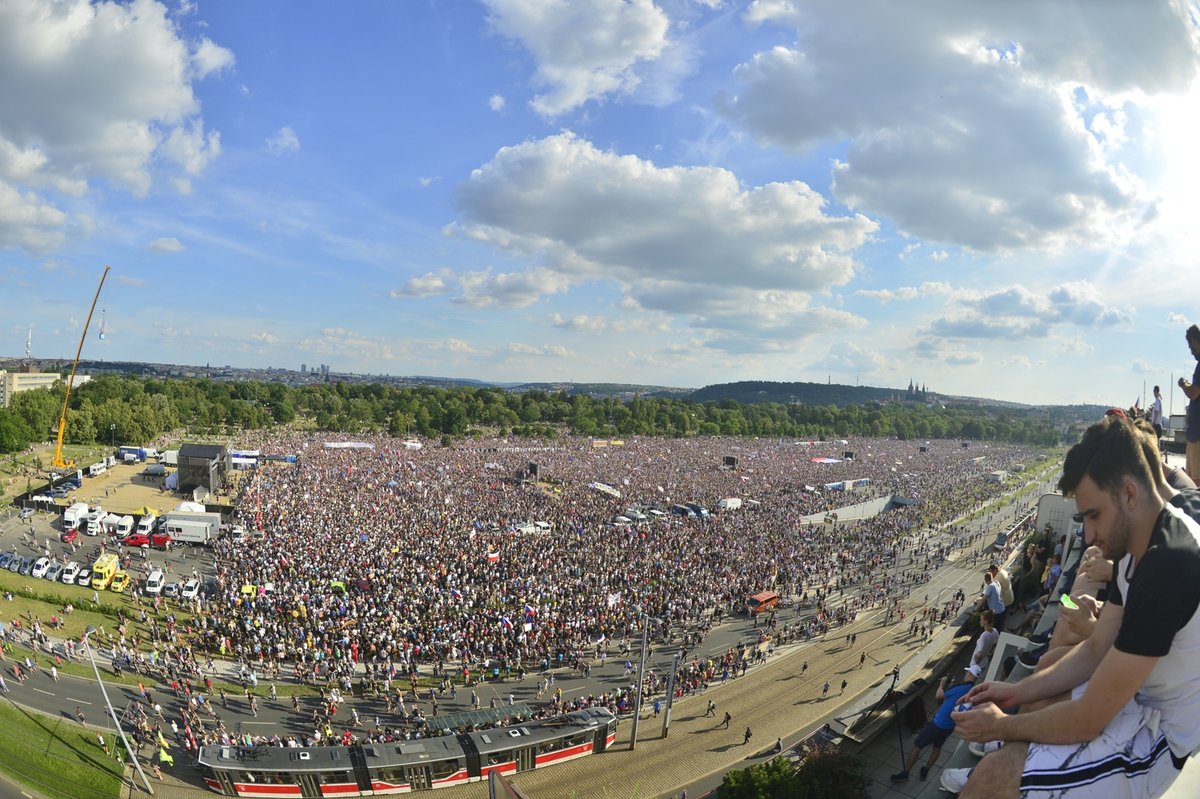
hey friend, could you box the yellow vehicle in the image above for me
[109,570,131,593]
[91,553,120,590]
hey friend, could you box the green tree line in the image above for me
[0,374,1059,453]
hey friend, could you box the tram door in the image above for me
[404,767,431,790]
[516,746,536,772]
[214,772,238,796]
[297,775,323,799]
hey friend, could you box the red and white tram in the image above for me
[198,708,618,796]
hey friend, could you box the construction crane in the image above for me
[52,265,111,470]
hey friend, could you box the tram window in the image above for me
[238,772,258,783]
[568,733,590,747]
[376,768,403,783]
[430,759,460,780]
[487,751,512,765]
[319,771,351,785]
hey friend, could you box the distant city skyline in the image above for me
[2,1,1199,408]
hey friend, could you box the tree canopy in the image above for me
[0,373,1060,453]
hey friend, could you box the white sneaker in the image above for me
[940,767,972,793]
[968,739,1003,757]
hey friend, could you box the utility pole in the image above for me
[630,614,650,750]
[661,651,680,738]
[83,626,155,795]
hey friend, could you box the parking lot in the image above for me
[2,457,233,601]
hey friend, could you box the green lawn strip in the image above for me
[0,698,124,799]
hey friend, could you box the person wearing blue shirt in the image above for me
[892,664,980,782]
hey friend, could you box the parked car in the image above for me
[0,553,12,570]
[7,556,24,573]
[19,557,37,575]
[162,582,181,598]
[151,532,172,549]
[18,508,34,520]
[144,569,165,595]
[122,533,150,548]
[31,557,51,578]
[61,562,81,584]
[45,562,64,582]
[181,578,200,600]
[109,571,131,593]
[61,529,79,544]
[48,487,69,498]
[75,568,92,586]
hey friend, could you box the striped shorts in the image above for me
[1020,686,1185,798]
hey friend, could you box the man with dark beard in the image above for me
[943,415,1200,798]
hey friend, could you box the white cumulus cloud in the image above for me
[483,0,671,116]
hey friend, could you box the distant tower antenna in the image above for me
[25,326,31,358]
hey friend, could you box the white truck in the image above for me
[116,515,134,536]
[63,502,89,529]
[162,511,222,545]
[717,497,743,511]
[136,514,158,535]
[161,450,179,467]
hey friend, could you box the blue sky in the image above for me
[2,0,1200,407]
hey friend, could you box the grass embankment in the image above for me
[0,569,326,697]
[0,698,124,799]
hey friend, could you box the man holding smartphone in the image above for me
[943,415,1200,798]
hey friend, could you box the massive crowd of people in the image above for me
[190,433,1038,690]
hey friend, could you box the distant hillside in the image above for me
[511,381,692,399]
[689,380,908,407]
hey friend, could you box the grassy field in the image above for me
[0,698,125,799]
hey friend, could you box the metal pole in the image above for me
[629,614,649,750]
[661,652,680,738]
[83,630,155,794]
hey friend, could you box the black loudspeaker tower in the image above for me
[843,451,854,460]
[919,446,928,453]
[723,456,739,469]
[527,462,540,479]
[962,442,970,449]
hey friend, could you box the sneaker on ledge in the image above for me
[969,739,1004,756]
[890,770,909,782]
[940,767,972,793]
[919,765,929,780]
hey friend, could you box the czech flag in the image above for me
[500,616,513,629]
[524,604,537,617]
[450,588,462,600]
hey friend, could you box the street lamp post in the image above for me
[82,625,155,794]
[629,613,651,750]
[110,423,116,450]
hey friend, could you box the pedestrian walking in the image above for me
[822,681,830,698]
[721,711,731,729]
[743,726,753,746]
[705,699,716,717]
[840,679,848,694]
[75,706,86,725]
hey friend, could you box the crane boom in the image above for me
[52,265,111,470]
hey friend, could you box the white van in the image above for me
[86,509,104,536]
[144,569,166,595]
[116,515,135,536]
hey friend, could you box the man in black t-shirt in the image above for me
[945,416,1200,798]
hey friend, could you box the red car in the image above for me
[151,532,172,549]
[122,533,150,547]
[60,529,79,543]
